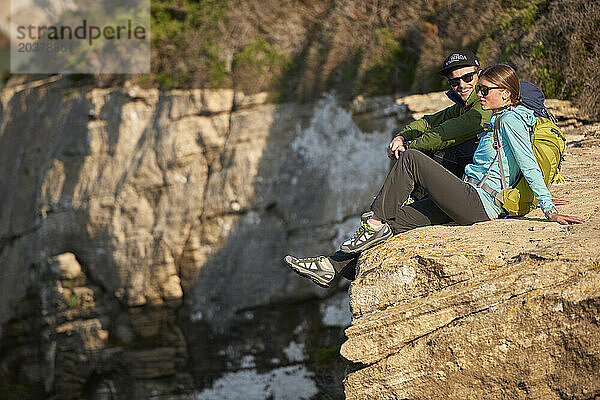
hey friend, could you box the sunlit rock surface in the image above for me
[342,135,600,399]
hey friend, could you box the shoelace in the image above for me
[350,221,375,243]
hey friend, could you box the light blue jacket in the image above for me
[464,105,555,219]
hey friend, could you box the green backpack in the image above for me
[496,115,565,217]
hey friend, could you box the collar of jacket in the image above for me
[445,88,479,110]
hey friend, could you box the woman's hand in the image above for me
[387,136,406,159]
[547,213,585,225]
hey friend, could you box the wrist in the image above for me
[397,129,413,141]
[544,207,558,220]
[392,127,405,138]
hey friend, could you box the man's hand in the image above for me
[387,136,407,159]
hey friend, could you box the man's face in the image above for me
[447,66,479,102]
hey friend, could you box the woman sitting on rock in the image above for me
[285,64,584,288]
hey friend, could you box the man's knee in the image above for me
[398,148,428,168]
[404,149,427,158]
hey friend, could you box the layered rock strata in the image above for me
[0,76,410,398]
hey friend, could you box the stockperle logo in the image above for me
[10,0,150,74]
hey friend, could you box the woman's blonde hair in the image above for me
[480,64,522,106]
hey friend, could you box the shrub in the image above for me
[232,38,291,94]
[527,0,600,118]
[150,0,230,90]
[138,0,600,115]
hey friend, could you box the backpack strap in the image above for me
[544,108,564,134]
[493,114,509,192]
[463,175,502,202]
[462,112,509,206]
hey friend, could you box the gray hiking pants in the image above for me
[329,149,489,280]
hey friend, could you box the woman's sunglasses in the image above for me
[447,71,477,87]
[475,84,504,97]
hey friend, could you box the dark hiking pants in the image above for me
[412,137,479,200]
[329,149,489,281]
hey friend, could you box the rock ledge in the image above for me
[342,144,600,399]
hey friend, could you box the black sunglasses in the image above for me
[448,71,477,87]
[475,84,504,97]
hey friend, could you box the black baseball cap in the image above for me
[439,50,480,77]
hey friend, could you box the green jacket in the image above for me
[397,89,492,152]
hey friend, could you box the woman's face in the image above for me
[477,78,511,110]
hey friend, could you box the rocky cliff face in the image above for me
[1,75,597,399]
[342,125,600,399]
[0,76,415,398]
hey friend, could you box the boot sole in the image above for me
[285,261,331,289]
[340,233,392,254]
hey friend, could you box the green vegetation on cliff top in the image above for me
[1,0,584,116]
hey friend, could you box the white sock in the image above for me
[367,219,384,230]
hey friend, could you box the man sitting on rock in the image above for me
[389,49,492,184]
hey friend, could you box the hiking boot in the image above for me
[284,255,335,288]
[340,212,392,253]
